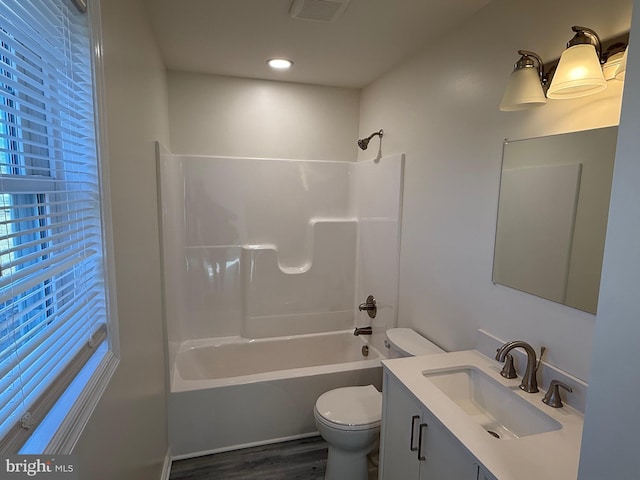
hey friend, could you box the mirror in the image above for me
[493,126,617,314]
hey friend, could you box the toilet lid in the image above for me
[315,385,381,429]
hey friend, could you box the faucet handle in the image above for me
[499,353,518,379]
[536,346,547,373]
[358,295,377,318]
[542,379,573,408]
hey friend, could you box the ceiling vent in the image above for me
[289,0,351,23]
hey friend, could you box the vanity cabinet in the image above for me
[380,371,479,480]
[477,467,499,480]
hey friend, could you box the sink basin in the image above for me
[423,367,561,440]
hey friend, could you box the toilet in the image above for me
[313,328,443,480]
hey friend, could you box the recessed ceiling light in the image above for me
[267,58,293,70]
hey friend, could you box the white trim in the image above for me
[171,432,319,461]
[160,447,172,480]
[44,351,119,453]
[89,0,120,359]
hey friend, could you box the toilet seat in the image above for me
[314,385,382,431]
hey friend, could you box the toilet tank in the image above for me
[385,328,443,358]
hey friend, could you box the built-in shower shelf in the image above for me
[241,217,357,274]
[241,218,357,338]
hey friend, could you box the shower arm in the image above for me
[363,129,383,143]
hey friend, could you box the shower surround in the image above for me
[157,146,404,456]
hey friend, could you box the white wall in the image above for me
[167,71,360,161]
[73,0,171,478]
[358,0,631,381]
[579,0,640,475]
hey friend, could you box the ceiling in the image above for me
[143,0,493,88]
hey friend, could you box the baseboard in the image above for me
[171,432,319,461]
[160,447,172,480]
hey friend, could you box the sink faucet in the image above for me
[495,341,541,393]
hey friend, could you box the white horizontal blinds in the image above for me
[0,0,106,446]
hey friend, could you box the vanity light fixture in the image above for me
[267,58,294,70]
[500,27,630,111]
[615,47,628,80]
[546,26,607,99]
[499,50,547,111]
[602,43,627,80]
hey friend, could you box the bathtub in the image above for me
[168,330,384,458]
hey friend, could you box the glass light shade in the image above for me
[547,44,607,99]
[615,47,628,80]
[603,51,625,80]
[499,67,547,111]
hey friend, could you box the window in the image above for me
[0,0,117,453]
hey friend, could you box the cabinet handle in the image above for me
[409,415,420,451]
[417,422,428,461]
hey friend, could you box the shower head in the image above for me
[357,129,384,150]
[357,138,369,150]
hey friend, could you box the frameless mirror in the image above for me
[493,126,617,314]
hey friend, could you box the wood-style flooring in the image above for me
[169,436,329,480]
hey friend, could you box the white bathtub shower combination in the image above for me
[157,146,404,457]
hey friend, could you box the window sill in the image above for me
[19,345,119,454]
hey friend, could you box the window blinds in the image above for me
[0,0,108,450]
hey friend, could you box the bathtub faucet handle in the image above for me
[358,295,377,318]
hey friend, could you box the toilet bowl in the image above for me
[314,385,381,480]
[314,328,443,480]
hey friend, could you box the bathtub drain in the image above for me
[486,430,500,439]
[361,345,369,357]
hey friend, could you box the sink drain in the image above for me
[487,430,500,439]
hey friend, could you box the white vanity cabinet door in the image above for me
[417,406,478,480]
[379,373,422,479]
[380,371,478,480]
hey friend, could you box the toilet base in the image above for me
[324,445,371,480]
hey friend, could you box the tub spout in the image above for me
[354,326,373,336]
